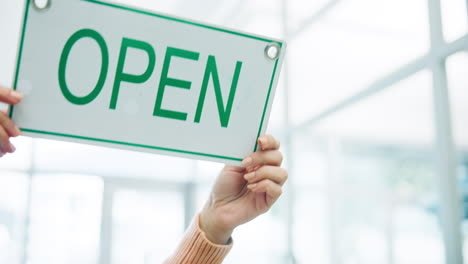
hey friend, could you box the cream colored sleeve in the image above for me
[163,214,233,264]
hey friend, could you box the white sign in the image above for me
[10,0,286,165]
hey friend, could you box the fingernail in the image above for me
[9,143,16,152]
[244,172,255,181]
[242,157,253,167]
[247,183,257,189]
[11,91,24,101]
[14,125,21,136]
[258,137,266,147]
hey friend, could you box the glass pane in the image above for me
[334,191,389,264]
[34,138,194,181]
[446,51,468,262]
[0,137,32,170]
[0,0,25,85]
[294,191,329,264]
[314,71,434,145]
[394,204,444,264]
[289,0,430,125]
[111,189,184,264]
[334,146,443,264]
[310,71,444,263]
[111,0,282,37]
[441,0,468,42]
[292,133,328,187]
[224,208,287,264]
[446,52,468,149]
[0,172,28,264]
[27,174,103,264]
[268,78,286,132]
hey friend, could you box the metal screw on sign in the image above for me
[264,42,280,60]
[33,0,51,11]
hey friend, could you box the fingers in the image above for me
[242,135,282,170]
[0,87,23,156]
[0,126,15,153]
[244,166,288,186]
[242,149,283,170]
[247,179,282,205]
[0,112,21,137]
[0,86,23,105]
[258,134,280,151]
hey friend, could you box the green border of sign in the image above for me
[10,0,283,162]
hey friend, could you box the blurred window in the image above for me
[288,0,430,125]
[446,51,468,261]
[27,174,103,264]
[0,173,28,264]
[304,70,445,264]
[111,188,184,264]
[441,0,468,42]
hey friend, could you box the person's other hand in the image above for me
[0,85,23,157]
[200,135,287,244]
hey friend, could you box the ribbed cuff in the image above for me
[164,214,233,264]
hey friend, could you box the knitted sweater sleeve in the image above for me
[163,214,233,264]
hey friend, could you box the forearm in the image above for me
[199,205,234,245]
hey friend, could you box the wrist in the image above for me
[199,208,234,245]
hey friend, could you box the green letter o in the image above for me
[58,29,109,105]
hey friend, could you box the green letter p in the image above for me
[109,38,156,109]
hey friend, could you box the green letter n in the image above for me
[194,56,242,128]
[109,38,156,109]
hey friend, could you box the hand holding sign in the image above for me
[199,135,287,244]
[0,86,23,156]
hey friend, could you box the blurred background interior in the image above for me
[0,0,467,263]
